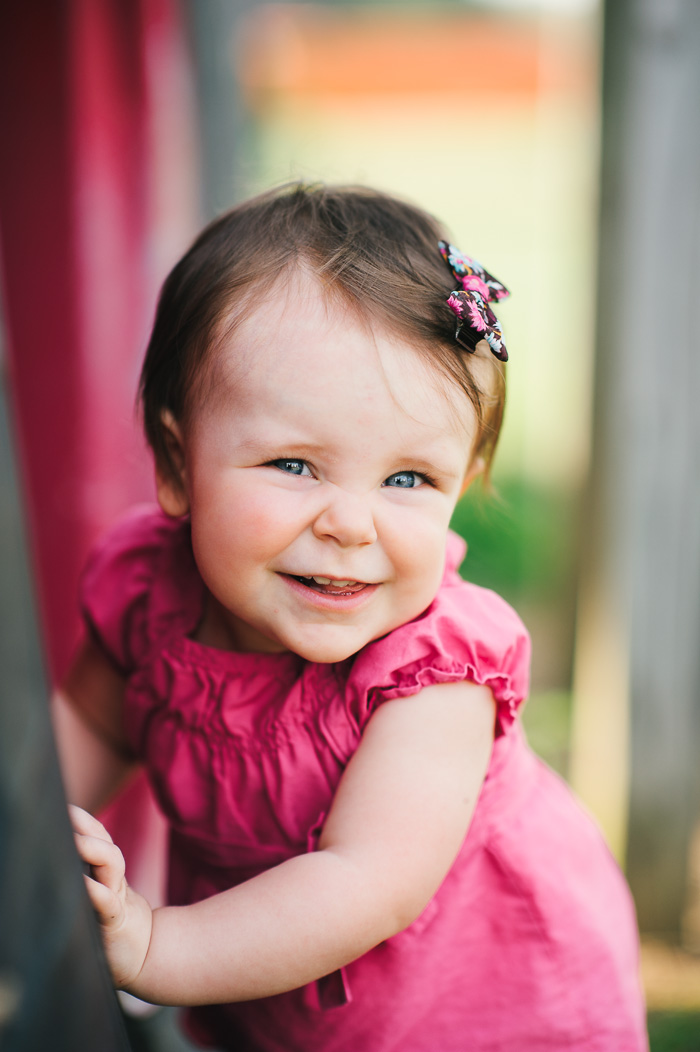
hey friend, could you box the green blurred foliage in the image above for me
[647,1012,700,1052]
[449,474,578,606]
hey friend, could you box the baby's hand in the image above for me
[70,805,153,992]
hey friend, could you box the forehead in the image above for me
[203,271,476,441]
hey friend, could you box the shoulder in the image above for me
[82,503,185,577]
[80,504,201,672]
[348,531,531,735]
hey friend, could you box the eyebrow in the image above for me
[237,437,337,461]
[402,457,462,480]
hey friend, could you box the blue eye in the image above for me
[383,471,426,489]
[269,459,312,476]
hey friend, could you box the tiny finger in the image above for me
[69,804,114,844]
[74,831,126,893]
[83,873,125,928]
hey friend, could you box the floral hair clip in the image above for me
[438,240,510,362]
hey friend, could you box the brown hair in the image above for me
[139,183,506,481]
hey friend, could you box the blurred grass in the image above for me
[647,1012,700,1051]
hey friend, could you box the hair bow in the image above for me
[438,240,510,362]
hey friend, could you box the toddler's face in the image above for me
[164,273,479,663]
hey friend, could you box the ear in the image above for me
[459,455,485,498]
[156,410,190,517]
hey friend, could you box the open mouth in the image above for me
[286,574,370,596]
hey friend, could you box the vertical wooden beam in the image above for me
[0,335,131,1051]
[571,0,700,939]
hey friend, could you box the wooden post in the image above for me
[0,356,131,1050]
[570,0,700,940]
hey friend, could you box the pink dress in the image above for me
[81,505,648,1052]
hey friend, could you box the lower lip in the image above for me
[280,574,379,611]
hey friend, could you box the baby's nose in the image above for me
[311,490,378,548]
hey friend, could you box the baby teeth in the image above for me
[311,576,356,587]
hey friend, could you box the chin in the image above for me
[289,633,365,665]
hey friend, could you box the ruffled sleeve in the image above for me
[80,504,199,674]
[347,531,531,736]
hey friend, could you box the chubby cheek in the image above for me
[386,514,450,605]
[189,476,299,574]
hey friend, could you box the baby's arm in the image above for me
[53,637,135,813]
[73,679,495,1005]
